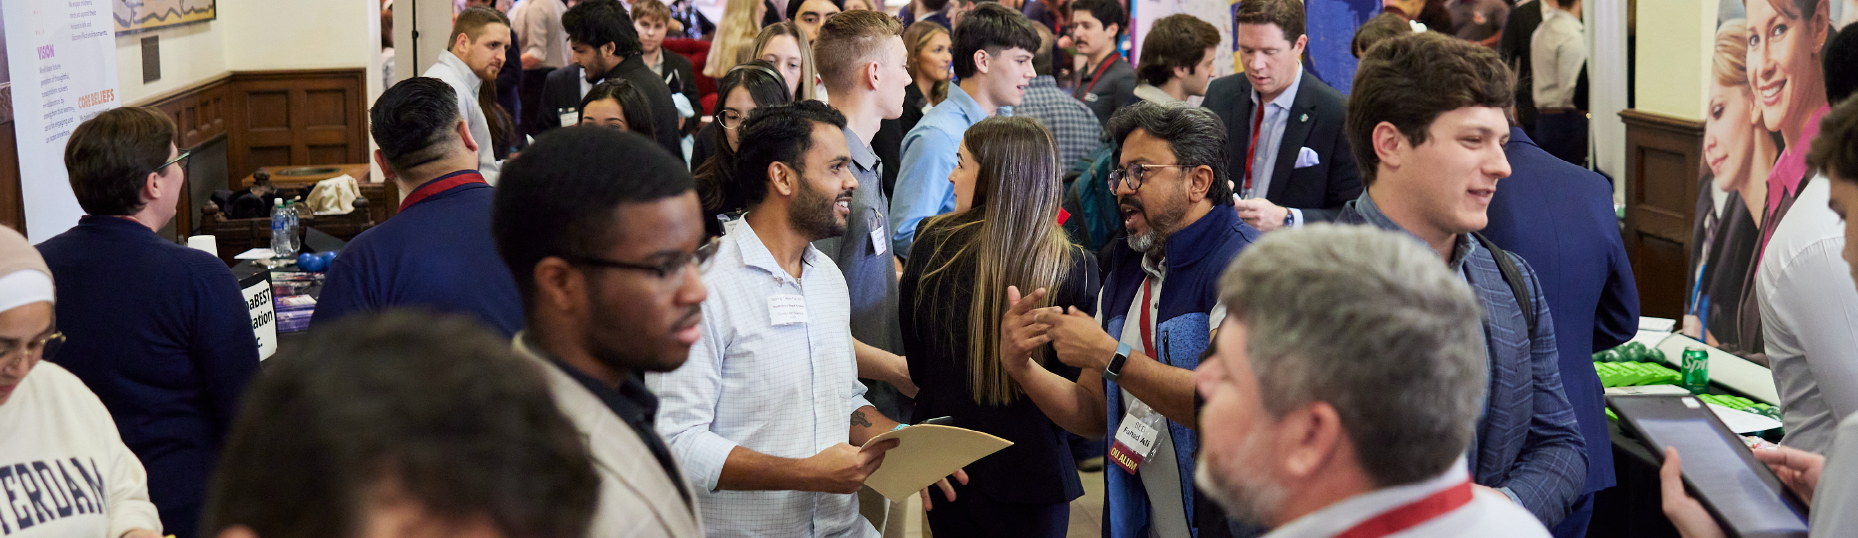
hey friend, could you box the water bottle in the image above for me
[271,199,298,259]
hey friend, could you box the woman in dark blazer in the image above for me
[900,116,1099,538]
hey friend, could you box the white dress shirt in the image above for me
[421,51,502,183]
[1530,8,1585,109]
[512,0,571,69]
[1245,68,1306,225]
[648,218,878,538]
[1262,458,1550,538]
[1758,177,1858,454]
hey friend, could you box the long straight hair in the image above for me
[753,22,819,101]
[916,116,1072,406]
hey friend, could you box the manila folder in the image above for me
[861,424,1012,502]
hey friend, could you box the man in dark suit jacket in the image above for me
[530,0,683,161]
[1204,0,1362,229]
[1481,125,1638,538]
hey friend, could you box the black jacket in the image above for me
[1202,69,1362,222]
[533,56,685,162]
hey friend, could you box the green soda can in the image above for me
[1682,346,1711,394]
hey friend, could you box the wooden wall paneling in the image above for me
[1620,109,1706,319]
[226,69,368,182]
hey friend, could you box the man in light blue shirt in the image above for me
[889,4,1040,258]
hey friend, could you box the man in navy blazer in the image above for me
[1481,125,1639,538]
[1202,0,1361,230]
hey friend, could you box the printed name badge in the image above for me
[868,209,888,256]
[769,294,808,326]
[1108,398,1166,474]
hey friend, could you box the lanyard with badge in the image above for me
[1108,277,1167,474]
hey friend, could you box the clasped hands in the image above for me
[999,286,1120,376]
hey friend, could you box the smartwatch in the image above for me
[1103,342,1132,381]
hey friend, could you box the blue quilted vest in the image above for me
[1099,207,1258,538]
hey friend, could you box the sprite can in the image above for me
[1682,346,1711,394]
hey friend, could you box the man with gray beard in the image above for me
[1192,224,1551,537]
[1011,101,1260,537]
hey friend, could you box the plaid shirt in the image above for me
[1015,75,1104,166]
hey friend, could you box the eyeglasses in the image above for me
[564,237,722,280]
[0,332,65,371]
[1106,164,1194,193]
[156,149,192,175]
[719,109,747,130]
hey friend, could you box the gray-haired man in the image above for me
[1194,224,1551,537]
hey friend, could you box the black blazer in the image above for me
[1202,69,1362,222]
[533,56,685,162]
[899,217,1098,505]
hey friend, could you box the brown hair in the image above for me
[448,5,510,47]
[915,116,1072,406]
[1136,14,1220,86]
[631,0,671,24]
[64,107,177,216]
[814,9,904,93]
[1809,97,1858,181]
[1346,32,1511,186]
[904,21,951,105]
[1233,0,1305,42]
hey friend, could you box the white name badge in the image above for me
[769,294,808,326]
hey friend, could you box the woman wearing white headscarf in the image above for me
[0,226,161,538]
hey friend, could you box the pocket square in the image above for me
[1294,147,1321,169]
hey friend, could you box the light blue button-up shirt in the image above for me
[889,84,994,258]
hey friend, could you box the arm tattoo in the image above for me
[851,409,873,428]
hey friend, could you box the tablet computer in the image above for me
[1609,394,1809,538]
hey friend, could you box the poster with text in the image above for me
[3,0,120,242]
[1685,0,1848,358]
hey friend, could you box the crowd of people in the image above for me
[6,0,1858,537]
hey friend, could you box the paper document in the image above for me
[861,425,1012,502]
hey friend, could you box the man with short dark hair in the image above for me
[311,77,524,337]
[494,127,706,537]
[38,107,261,538]
[1068,0,1134,125]
[533,0,683,160]
[1132,14,1219,106]
[652,102,959,537]
[1338,31,1585,527]
[201,313,601,538]
[1204,0,1361,231]
[890,3,1039,257]
[1006,101,1258,538]
[1195,224,1551,538]
[423,5,510,182]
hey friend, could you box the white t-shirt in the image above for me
[0,362,161,538]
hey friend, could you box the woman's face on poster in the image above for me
[1706,82,1760,191]
[1745,0,1827,136]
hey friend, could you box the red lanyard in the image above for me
[1242,104,1266,194]
[398,171,487,212]
[1331,480,1475,538]
[1138,278,1157,359]
[1085,52,1124,94]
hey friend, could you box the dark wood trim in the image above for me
[1620,108,1707,319]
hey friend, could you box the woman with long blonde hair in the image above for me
[752,22,819,101]
[702,0,765,78]
[899,116,1095,537]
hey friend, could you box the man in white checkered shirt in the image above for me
[1014,25,1105,167]
[649,101,963,537]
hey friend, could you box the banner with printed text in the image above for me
[3,0,120,241]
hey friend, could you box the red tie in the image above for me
[1242,104,1265,196]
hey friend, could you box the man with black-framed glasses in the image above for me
[312,77,525,337]
[37,106,260,538]
[493,125,706,537]
[1006,101,1260,538]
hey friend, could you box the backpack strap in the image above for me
[1474,232,1538,336]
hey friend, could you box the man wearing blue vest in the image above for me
[1008,101,1259,537]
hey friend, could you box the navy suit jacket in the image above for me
[1482,127,1639,493]
[1339,193,1587,526]
[1202,69,1362,222]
